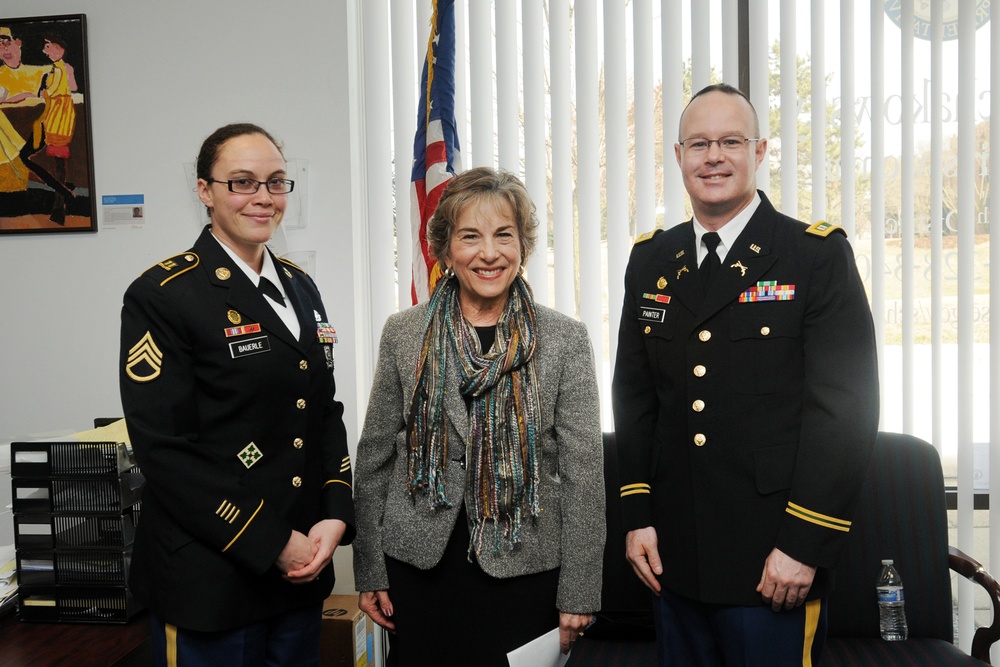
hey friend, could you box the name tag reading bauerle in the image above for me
[229,335,272,358]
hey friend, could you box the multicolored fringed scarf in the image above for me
[406,273,542,557]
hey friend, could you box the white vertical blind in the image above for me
[360,0,396,349]
[605,0,630,365]
[469,1,493,167]
[576,0,602,358]
[722,0,739,82]
[839,0,855,239]
[957,0,977,650]
[550,0,576,315]
[749,0,769,193]
[810,0,825,222]
[991,5,1000,660]
[691,1,711,91]
[661,0,684,229]
[390,0,416,310]
[496,0,519,173]
[522,0,549,303]
[779,0,797,218]
[900,0,915,434]
[869,0,886,402]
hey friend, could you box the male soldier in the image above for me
[612,83,879,666]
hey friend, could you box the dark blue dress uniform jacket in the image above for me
[119,226,356,632]
[612,192,879,607]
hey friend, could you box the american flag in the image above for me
[410,0,462,304]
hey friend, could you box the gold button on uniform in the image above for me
[761,326,770,336]
[293,438,304,449]
[299,360,309,370]
[644,326,651,334]
[699,330,712,342]
[692,400,705,412]
[292,476,302,488]
[693,365,707,377]
[296,399,306,409]
[694,433,707,447]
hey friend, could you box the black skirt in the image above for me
[384,508,560,667]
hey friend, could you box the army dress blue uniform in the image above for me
[119,225,355,635]
[612,191,879,610]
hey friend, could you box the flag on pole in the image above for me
[410,0,461,304]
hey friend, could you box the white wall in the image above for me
[0,1,362,591]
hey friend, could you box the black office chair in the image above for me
[824,431,1000,665]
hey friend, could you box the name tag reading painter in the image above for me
[639,307,666,323]
[229,335,272,359]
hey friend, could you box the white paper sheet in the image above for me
[506,627,571,667]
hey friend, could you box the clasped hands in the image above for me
[275,518,348,584]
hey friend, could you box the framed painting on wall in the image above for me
[0,14,96,234]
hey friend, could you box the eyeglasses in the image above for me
[207,177,295,194]
[678,135,759,154]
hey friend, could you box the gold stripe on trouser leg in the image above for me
[165,623,178,667]
[801,599,822,667]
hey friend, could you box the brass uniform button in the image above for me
[296,399,306,410]
[699,330,712,342]
[299,360,309,370]
[292,476,302,488]
[761,326,770,336]
[692,400,705,412]
[644,326,651,334]
[693,365,707,377]
[293,438,304,449]
[694,433,707,447]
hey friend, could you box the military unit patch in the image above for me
[238,442,263,469]
[739,281,796,303]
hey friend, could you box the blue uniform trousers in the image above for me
[149,603,322,667]
[652,589,827,667]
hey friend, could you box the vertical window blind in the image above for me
[351,1,996,655]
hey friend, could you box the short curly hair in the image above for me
[427,167,538,267]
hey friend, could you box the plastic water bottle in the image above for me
[876,559,908,641]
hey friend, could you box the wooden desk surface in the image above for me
[0,609,152,667]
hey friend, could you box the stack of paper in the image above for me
[0,545,17,617]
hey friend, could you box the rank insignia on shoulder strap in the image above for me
[633,229,661,245]
[805,220,847,238]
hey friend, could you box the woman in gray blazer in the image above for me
[353,167,605,666]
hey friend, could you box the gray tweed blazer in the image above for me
[352,301,606,613]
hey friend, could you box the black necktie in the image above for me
[700,232,722,290]
[259,277,285,305]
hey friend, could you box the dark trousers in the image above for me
[149,603,322,667]
[385,509,560,667]
[651,588,827,667]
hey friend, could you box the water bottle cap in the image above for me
[882,559,893,565]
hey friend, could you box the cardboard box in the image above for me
[321,594,375,667]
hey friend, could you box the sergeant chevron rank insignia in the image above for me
[126,331,163,382]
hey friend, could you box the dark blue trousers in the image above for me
[149,602,322,667]
[652,589,827,667]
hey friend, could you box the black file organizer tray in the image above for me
[12,472,144,514]
[16,585,142,624]
[13,505,139,550]
[16,550,132,587]
[11,441,136,478]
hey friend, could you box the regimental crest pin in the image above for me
[216,267,231,280]
[657,276,667,289]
